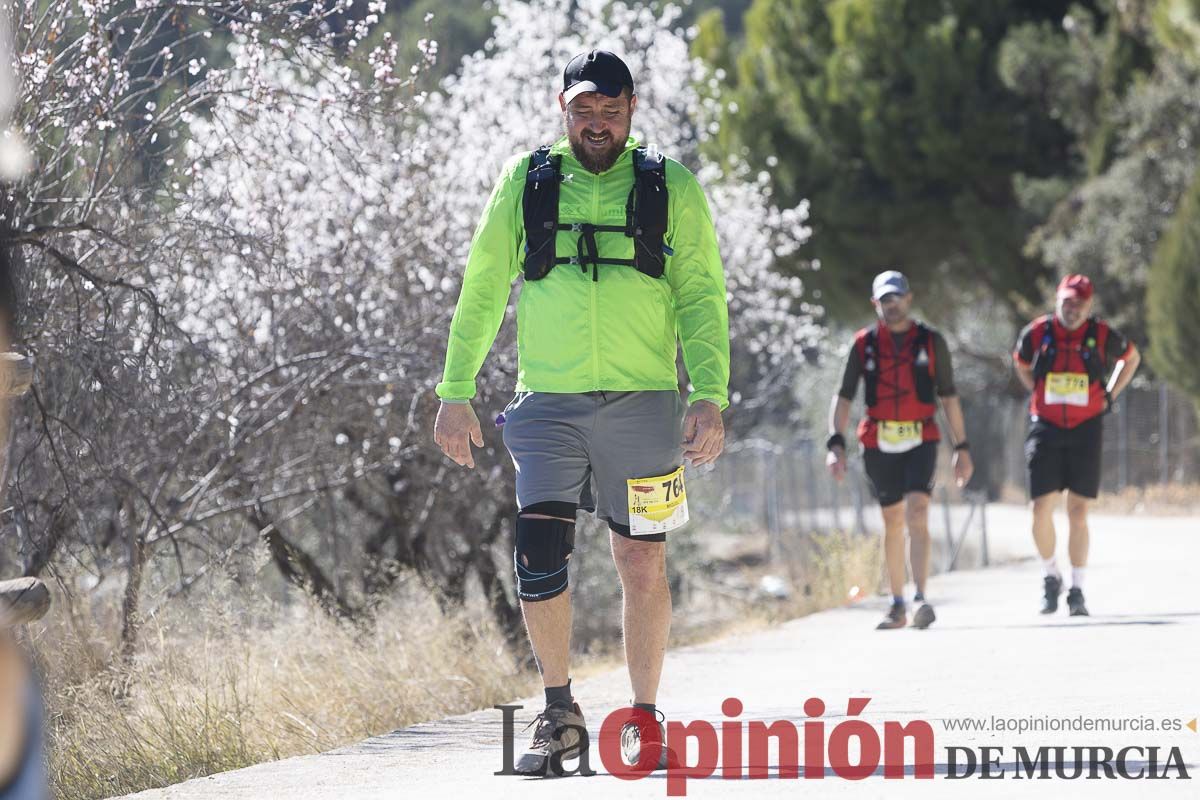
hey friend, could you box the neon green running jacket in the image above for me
[436,136,730,410]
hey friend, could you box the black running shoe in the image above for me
[876,602,907,630]
[514,701,588,777]
[912,602,936,630]
[1040,574,1062,614]
[1066,587,1089,617]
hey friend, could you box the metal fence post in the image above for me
[1160,382,1170,486]
[805,441,819,532]
[1118,396,1128,491]
[854,475,866,535]
[760,448,774,564]
[942,488,953,571]
[980,497,989,567]
[831,468,842,532]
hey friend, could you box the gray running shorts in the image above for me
[500,390,686,541]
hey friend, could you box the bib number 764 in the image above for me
[627,465,688,536]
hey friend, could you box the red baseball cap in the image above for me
[1056,274,1093,301]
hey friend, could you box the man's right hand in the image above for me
[826,446,847,482]
[433,401,484,468]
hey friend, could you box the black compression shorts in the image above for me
[1025,415,1103,499]
[863,442,937,508]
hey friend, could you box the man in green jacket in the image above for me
[433,50,729,776]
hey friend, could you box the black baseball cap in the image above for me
[562,50,635,104]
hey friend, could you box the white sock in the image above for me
[1042,557,1060,578]
[1071,566,1085,589]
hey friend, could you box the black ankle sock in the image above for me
[914,591,925,603]
[545,680,572,709]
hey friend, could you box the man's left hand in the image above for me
[953,449,975,489]
[682,400,724,467]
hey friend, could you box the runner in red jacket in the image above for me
[826,271,973,630]
[1013,274,1140,617]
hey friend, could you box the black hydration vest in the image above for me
[1030,317,1106,384]
[862,323,936,409]
[521,145,670,282]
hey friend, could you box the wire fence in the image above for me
[687,433,989,574]
[989,381,1200,496]
[685,380,1198,580]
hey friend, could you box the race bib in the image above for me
[627,466,689,537]
[877,420,923,454]
[1044,372,1089,406]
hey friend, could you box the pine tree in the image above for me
[1147,169,1200,409]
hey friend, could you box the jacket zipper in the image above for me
[590,170,601,388]
[894,331,902,420]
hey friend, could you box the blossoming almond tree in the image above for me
[173,0,820,635]
[1,0,821,655]
[1,0,419,655]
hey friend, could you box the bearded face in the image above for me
[1057,295,1092,330]
[561,89,636,174]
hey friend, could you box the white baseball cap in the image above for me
[872,270,911,300]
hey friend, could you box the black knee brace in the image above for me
[514,504,576,602]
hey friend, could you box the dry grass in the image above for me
[30,580,533,800]
[669,526,885,636]
[29,525,884,800]
[1086,483,1200,515]
[999,482,1200,515]
[775,529,887,618]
